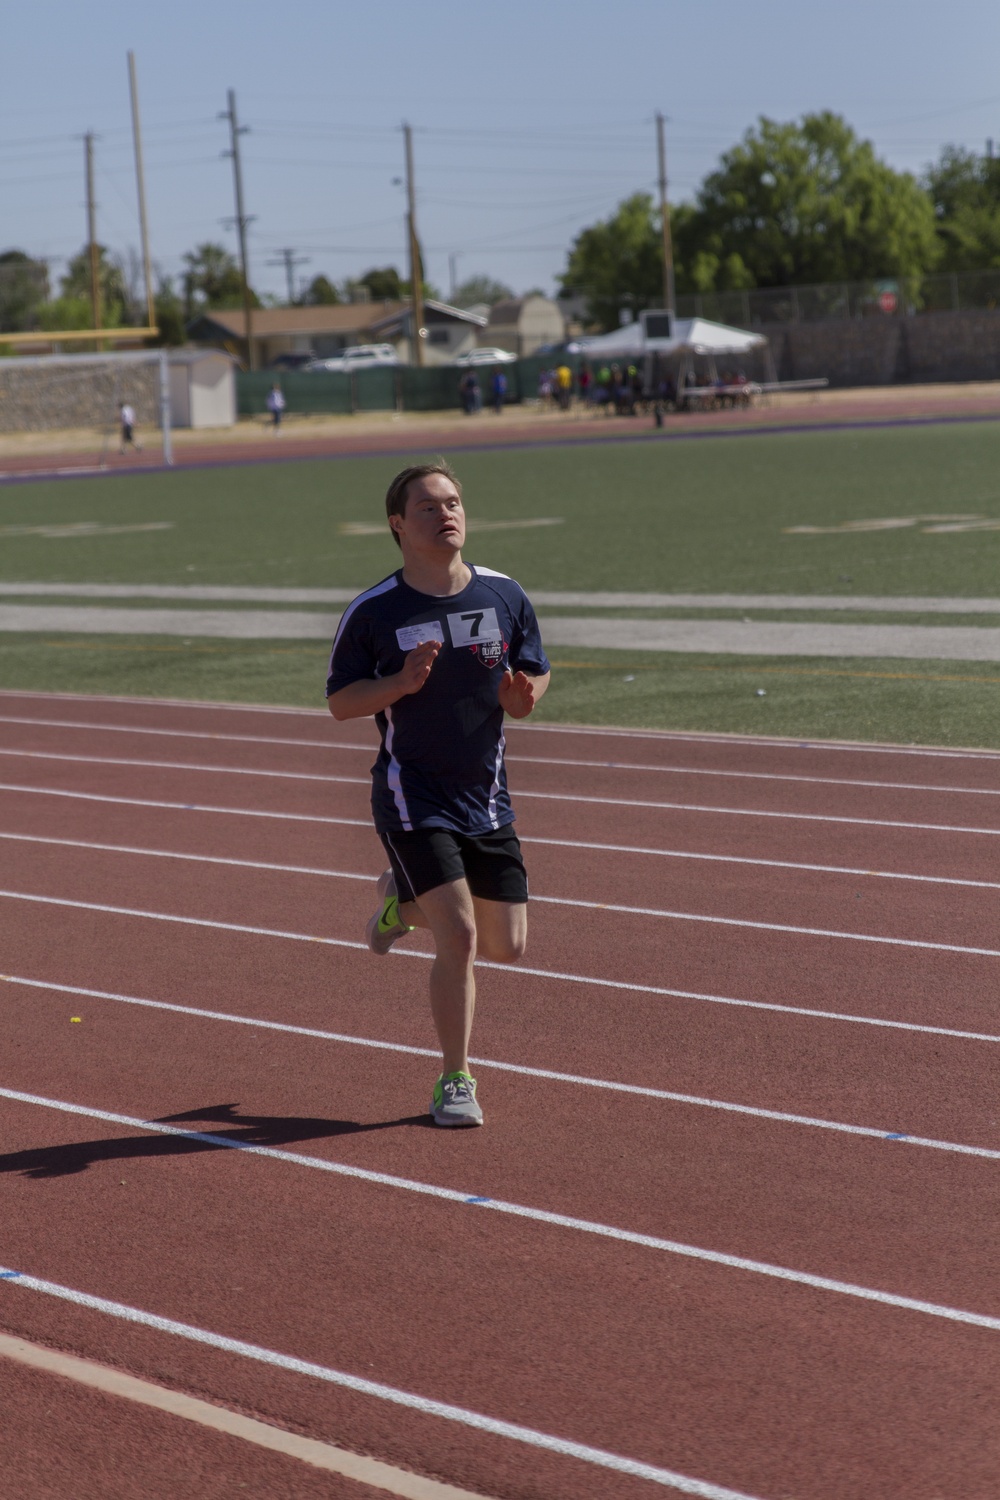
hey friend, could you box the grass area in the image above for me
[4,421,1000,743]
[4,634,1000,749]
[2,423,1000,596]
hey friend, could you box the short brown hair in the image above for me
[384,461,461,548]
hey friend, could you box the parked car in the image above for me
[266,352,315,371]
[452,346,517,366]
[306,343,400,372]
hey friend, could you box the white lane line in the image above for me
[5,973,1000,1153]
[0,781,368,828]
[3,879,999,963]
[4,748,1000,838]
[3,689,999,764]
[0,746,367,787]
[0,1333,488,1500]
[3,890,999,1043]
[0,1272,766,1500]
[4,714,999,802]
[4,1087,1000,1336]
[7,832,1000,939]
[3,786,1000,894]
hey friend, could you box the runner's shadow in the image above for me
[0,1101,432,1179]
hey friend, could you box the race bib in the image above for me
[446,607,502,647]
[395,621,444,651]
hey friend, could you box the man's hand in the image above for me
[498,669,538,719]
[398,640,441,696]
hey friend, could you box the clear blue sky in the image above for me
[4,0,1000,303]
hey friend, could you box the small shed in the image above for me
[486,296,565,357]
[168,350,237,428]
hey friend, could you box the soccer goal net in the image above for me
[0,350,173,472]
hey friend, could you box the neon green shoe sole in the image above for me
[365,869,411,955]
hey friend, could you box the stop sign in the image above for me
[878,290,898,313]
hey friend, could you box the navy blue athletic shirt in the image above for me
[326,565,550,835]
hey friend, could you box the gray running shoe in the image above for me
[365,869,411,955]
[430,1071,484,1127]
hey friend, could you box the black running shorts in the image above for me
[380,825,528,905]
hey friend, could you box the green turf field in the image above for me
[3,422,1000,744]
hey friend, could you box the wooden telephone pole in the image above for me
[127,51,156,330]
[655,112,675,317]
[403,123,424,367]
[84,132,101,333]
[222,90,256,369]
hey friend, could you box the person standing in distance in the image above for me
[119,401,141,454]
[326,462,551,1127]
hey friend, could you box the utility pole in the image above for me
[221,89,256,369]
[127,51,156,330]
[403,122,424,366]
[267,247,310,306]
[84,131,101,334]
[449,253,459,302]
[655,111,675,318]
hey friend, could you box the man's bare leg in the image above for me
[399,887,527,1074]
[400,879,478,1076]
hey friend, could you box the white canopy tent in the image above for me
[574,315,767,359]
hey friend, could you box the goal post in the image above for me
[0,349,173,469]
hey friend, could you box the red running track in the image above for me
[0,688,999,1499]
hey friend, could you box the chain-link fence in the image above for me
[676,269,1000,329]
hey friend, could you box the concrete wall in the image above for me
[0,359,159,433]
[764,308,1000,388]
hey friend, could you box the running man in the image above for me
[326,462,551,1127]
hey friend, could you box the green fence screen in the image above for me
[237,354,582,419]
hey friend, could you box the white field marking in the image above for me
[4,881,1000,962]
[3,1088,1000,1338]
[3,786,1000,897]
[7,828,1000,954]
[3,687,1000,765]
[8,830,1000,934]
[6,973,1000,1152]
[0,1274,766,1500]
[0,781,369,828]
[8,582,1000,613]
[0,1334,490,1500]
[7,888,1000,1042]
[3,885,1000,1045]
[4,714,1000,803]
[6,745,1000,840]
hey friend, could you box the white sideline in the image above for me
[3,876,1000,962]
[0,1270,764,1500]
[7,828,1000,927]
[2,1086,1000,1334]
[3,712,1000,801]
[3,687,1000,762]
[4,972,999,1152]
[4,784,1000,894]
[0,1332,490,1500]
[4,746,1000,838]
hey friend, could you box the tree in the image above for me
[559,193,665,329]
[302,274,340,305]
[152,275,186,346]
[0,250,49,332]
[358,266,403,301]
[181,243,251,314]
[58,244,130,325]
[451,274,513,308]
[688,112,939,287]
[925,146,1000,272]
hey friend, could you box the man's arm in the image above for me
[497,669,550,720]
[327,640,440,721]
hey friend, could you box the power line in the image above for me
[266,247,310,305]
